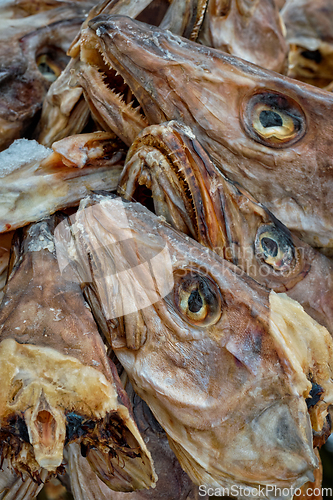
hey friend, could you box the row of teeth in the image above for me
[80,36,146,120]
[99,49,145,117]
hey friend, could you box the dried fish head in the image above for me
[83,15,333,249]
[198,0,288,73]
[0,4,90,151]
[0,215,156,491]
[37,0,161,146]
[118,121,333,337]
[66,194,333,494]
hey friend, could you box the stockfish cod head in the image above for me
[64,194,333,495]
[118,120,333,338]
[0,214,156,493]
[81,14,333,249]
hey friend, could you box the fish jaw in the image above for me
[87,14,333,248]
[67,194,333,491]
[37,57,90,147]
[0,135,125,234]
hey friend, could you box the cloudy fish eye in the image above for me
[243,92,306,147]
[255,224,296,273]
[174,271,222,326]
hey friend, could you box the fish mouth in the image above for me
[117,120,230,256]
[79,14,202,144]
[117,122,200,239]
[78,17,155,146]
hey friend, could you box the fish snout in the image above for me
[88,15,132,38]
[222,397,317,486]
[24,396,66,471]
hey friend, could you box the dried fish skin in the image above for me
[0,247,10,304]
[118,121,333,336]
[86,15,333,249]
[0,0,93,19]
[0,216,156,491]
[67,194,333,494]
[198,0,288,73]
[0,137,125,233]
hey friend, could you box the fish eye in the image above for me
[243,92,306,147]
[254,224,296,273]
[36,54,62,82]
[174,271,222,326]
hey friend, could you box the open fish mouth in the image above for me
[77,20,150,146]
[118,121,200,239]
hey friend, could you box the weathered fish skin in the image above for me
[281,0,333,89]
[0,247,10,305]
[64,193,333,496]
[0,134,125,234]
[197,0,289,73]
[118,121,333,337]
[37,57,91,147]
[83,15,333,249]
[0,215,156,497]
[0,4,91,151]
[0,0,93,19]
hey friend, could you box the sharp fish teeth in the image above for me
[101,51,115,72]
